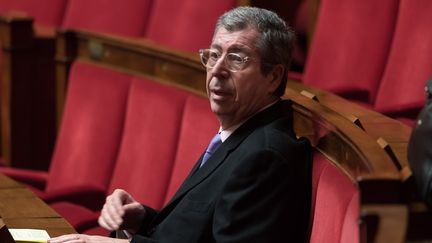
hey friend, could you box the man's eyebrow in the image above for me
[209,43,252,53]
[227,46,248,53]
[210,43,222,50]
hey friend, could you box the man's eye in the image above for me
[209,51,220,60]
[228,54,243,63]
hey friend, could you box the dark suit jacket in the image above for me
[408,79,432,208]
[131,100,312,243]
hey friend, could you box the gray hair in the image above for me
[214,6,295,96]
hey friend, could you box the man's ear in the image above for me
[267,64,284,93]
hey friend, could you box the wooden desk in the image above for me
[0,173,76,237]
[0,173,23,189]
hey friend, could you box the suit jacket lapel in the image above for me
[153,100,290,223]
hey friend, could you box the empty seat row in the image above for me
[0,0,238,51]
[0,0,238,169]
[300,0,432,125]
[1,61,219,233]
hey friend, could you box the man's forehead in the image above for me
[211,27,259,52]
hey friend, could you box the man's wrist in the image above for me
[115,230,133,242]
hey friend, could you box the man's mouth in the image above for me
[210,89,232,100]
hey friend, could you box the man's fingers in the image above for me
[49,234,83,243]
[99,204,122,231]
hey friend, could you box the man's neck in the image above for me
[218,99,279,141]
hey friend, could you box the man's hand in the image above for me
[98,189,146,233]
[48,234,128,243]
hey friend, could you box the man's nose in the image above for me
[210,57,229,77]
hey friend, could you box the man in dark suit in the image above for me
[49,6,312,243]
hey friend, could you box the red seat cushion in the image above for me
[47,62,132,195]
[50,201,100,232]
[61,0,152,36]
[374,0,432,115]
[145,0,236,52]
[309,153,359,243]
[0,0,67,26]
[82,226,110,236]
[303,0,398,103]
[108,78,189,210]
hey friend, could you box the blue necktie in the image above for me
[200,133,222,167]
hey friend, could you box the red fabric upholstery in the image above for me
[61,0,152,37]
[107,78,188,210]
[0,166,48,192]
[145,0,236,52]
[47,62,131,196]
[310,152,328,216]
[2,62,132,229]
[1,62,132,206]
[50,201,100,232]
[82,226,110,236]
[374,0,432,115]
[0,0,67,26]
[163,95,219,204]
[302,0,398,103]
[309,153,359,243]
[66,78,190,232]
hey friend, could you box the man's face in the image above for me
[206,27,280,129]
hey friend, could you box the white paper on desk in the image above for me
[9,229,50,243]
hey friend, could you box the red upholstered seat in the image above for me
[145,0,236,52]
[0,62,132,211]
[373,0,432,119]
[61,0,152,36]
[309,153,359,243]
[164,95,219,204]
[302,0,399,103]
[50,201,100,232]
[107,78,189,210]
[58,78,189,232]
[0,0,67,26]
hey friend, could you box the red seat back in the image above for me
[0,0,67,26]
[309,153,359,243]
[303,0,399,103]
[163,95,219,204]
[61,0,152,37]
[145,0,236,52]
[374,0,432,116]
[108,78,188,210]
[47,62,132,193]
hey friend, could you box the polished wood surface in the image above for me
[0,173,76,237]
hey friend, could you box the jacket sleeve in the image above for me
[131,205,159,243]
[213,148,311,243]
[408,92,432,208]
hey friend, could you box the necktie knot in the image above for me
[200,133,222,167]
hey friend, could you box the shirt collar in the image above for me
[218,99,279,142]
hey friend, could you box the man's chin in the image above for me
[210,103,230,116]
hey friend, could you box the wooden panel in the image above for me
[0,173,75,236]
[0,13,57,170]
[0,174,23,189]
[0,197,59,219]
[0,188,34,198]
